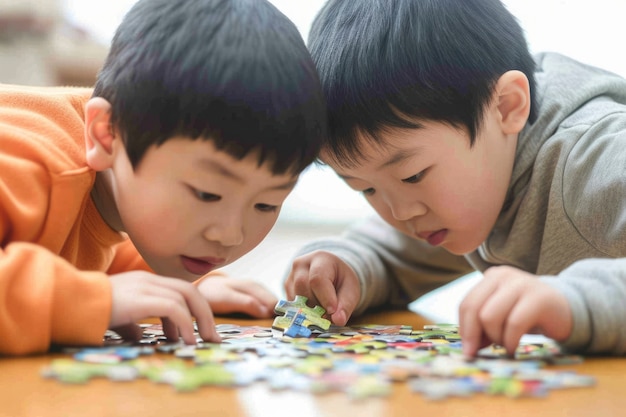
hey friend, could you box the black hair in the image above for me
[308,0,536,167]
[93,0,326,175]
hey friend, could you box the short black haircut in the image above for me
[93,0,326,175]
[308,0,536,167]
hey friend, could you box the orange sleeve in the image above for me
[0,243,111,355]
[0,85,111,355]
[0,157,110,355]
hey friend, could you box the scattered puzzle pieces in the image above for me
[41,296,596,401]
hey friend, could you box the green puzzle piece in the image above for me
[274,295,326,317]
[273,296,331,332]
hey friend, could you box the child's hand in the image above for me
[459,265,572,357]
[284,250,361,326]
[108,272,220,345]
[195,276,277,318]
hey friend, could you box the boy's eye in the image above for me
[361,187,375,196]
[255,203,278,213]
[194,189,221,202]
[402,170,426,184]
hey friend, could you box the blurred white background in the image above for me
[56,1,626,319]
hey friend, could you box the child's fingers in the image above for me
[333,266,361,326]
[115,291,195,344]
[286,258,317,303]
[161,299,218,345]
[146,291,202,344]
[160,316,181,342]
[309,279,339,319]
[332,296,357,326]
[308,256,343,317]
[476,285,521,350]
[501,295,539,354]
[112,273,220,344]
[283,251,357,325]
[175,288,220,344]
[502,282,572,352]
[110,323,143,342]
[458,277,498,357]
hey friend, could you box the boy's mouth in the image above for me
[180,255,224,276]
[418,229,448,246]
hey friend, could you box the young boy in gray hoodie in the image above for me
[284,0,626,356]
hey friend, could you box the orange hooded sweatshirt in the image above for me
[0,84,154,355]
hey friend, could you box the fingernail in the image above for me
[334,310,347,325]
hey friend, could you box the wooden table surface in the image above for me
[0,310,621,417]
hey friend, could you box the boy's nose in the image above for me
[388,197,427,221]
[203,218,244,247]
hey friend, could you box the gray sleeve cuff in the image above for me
[539,275,591,352]
[539,257,626,355]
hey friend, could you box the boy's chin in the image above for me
[443,241,481,256]
[148,263,204,282]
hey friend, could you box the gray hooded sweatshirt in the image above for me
[292,52,626,355]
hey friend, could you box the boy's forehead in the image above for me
[319,130,382,169]
[320,129,424,171]
[322,118,471,171]
[194,153,298,187]
[320,147,382,174]
[139,137,298,188]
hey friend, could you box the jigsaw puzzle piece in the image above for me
[274,295,326,316]
[272,308,328,336]
[273,296,331,332]
[42,358,140,384]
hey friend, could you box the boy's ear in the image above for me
[84,97,116,171]
[495,70,531,135]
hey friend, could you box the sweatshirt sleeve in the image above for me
[0,88,112,355]
[0,242,111,355]
[539,114,626,355]
[291,215,473,315]
[0,167,111,355]
[540,258,626,354]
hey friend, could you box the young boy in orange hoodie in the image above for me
[0,0,326,355]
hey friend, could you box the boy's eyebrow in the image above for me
[336,148,423,181]
[379,148,422,169]
[198,158,298,190]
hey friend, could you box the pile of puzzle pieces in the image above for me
[42,296,596,401]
